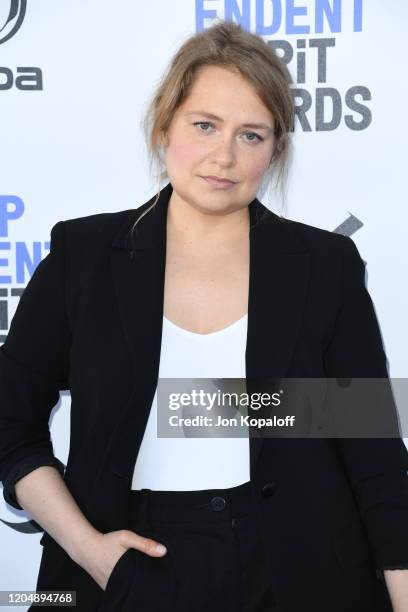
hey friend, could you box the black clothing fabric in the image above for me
[1,181,408,609]
[98,480,278,611]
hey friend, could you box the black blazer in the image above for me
[1,181,408,612]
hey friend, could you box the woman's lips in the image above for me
[201,176,237,189]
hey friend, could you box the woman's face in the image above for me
[162,64,276,216]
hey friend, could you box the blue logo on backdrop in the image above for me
[0,196,50,344]
[0,0,27,45]
[196,0,363,34]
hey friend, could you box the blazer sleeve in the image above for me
[323,235,408,582]
[0,220,71,510]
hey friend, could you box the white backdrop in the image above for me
[1,1,407,608]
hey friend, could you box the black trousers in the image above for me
[97,480,277,611]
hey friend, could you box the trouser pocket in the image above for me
[97,531,179,612]
[96,548,134,611]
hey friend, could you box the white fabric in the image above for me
[131,313,250,490]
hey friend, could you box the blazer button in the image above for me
[261,482,276,498]
[210,496,227,511]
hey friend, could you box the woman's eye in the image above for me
[193,121,214,132]
[243,132,263,143]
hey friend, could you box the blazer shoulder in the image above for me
[277,215,353,257]
[61,208,136,247]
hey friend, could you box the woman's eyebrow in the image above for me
[185,110,273,131]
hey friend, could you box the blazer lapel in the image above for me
[107,181,310,481]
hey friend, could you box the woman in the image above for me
[1,20,408,612]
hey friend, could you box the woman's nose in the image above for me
[212,138,235,165]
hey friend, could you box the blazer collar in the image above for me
[111,180,305,254]
[107,181,310,482]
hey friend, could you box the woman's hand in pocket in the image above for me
[76,529,168,590]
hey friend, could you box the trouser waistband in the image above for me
[129,480,255,527]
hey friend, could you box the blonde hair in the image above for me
[130,19,294,245]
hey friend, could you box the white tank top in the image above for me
[131,313,250,490]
